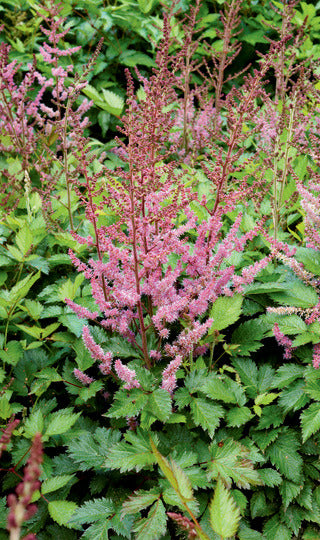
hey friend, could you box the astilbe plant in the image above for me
[0,1,100,228]
[67,13,275,390]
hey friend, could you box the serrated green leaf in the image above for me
[45,410,80,437]
[41,474,75,495]
[48,500,78,527]
[147,389,172,422]
[0,341,23,366]
[209,477,241,538]
[266,430,303,482]
[133,499,167,540]
[24,409,44,438]
[102,89,124,116]
[190,398,224,438]
[301,403,320,442]
[121,489,161,516]
[231,319,265,356]
[272,364,305,388]
[16,225,33,256]
[226,406,253,427]
[207,440,262,489]
[263,515,292,540]
[202,373,243,404]
[8,271,41,305]
[269,280,319,308]
[279,480,303,510]
[0,396,12,419]
[255,392,279,406]
[279,380,310,413]
[257,468,282,487]
[107,389,148,419]
[295,247,320,276]
[120,51,156,67]
[209,293,243,332]
[232,358,258,398]
[68,498,114,525]
[68,428,121,471]
[104,430,157,472]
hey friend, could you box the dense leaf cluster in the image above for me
[1,0,320,539]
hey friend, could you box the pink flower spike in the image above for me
[312,344,320,369]
[73,368,95,386]
[273,323,293,360]
[65,299,98,320]
[114,359,140,390]
[82,326,112,374]
[161,355,183,393]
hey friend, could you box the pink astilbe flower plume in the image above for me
[161,355,183,393]
[114,360,140,390]
[0,417,20,459]
[82,325,112,375]
[7,433,43,540]
[273,323,294,360]
[74,368,95,386]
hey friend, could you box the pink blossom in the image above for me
[74,368,95,385]
[312,344,320,369]
[273,323,293,360]
[161,355,183,392]
[82,326,112,374]
[114,359,140,390]
[65,299,98,320]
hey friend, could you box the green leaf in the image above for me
[150,438,195,503]
[0,396,12,419]
[67,498,114,525]
[272,364,305,388]
[301,403,320,442]
[8,271,41,305]
[207,440,262,489]
[107,389,148,419]
[58,274,84,302]
[232,358,258,398]
[67,428,121,471]
[279,380,310,413]
[190,398,224,438]
[48,500,78,527]
[226,406,253,427]
[279,480,303,510]
[295,247,320,275]
[0,341,23,366]
[266,430,303,482]
[121,489,161,516]
[16,225,33,256]
[209,477,241,538]
[45,410,81,438]
[133,499,167,540]
[202,373,245,404]
[24,409,44,438]
[231,320,265,356]
[147,389,172,422]
[263,515,292,540]
[258,468,282,487]
[269,280,319,308]
[255,392,279,406]
[138,0,157,14]
[209,294,243,332]
[41,475,75,495]
[102,89,124,116]
[104,430,158,472]
[120,50,156,67]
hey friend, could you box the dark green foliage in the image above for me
[2,0,320,538]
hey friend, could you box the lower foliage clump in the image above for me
[2,0,320,539]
